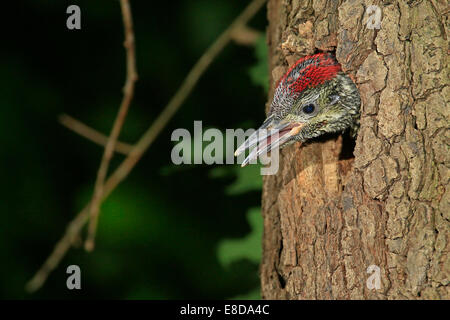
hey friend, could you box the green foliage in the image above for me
[209,151,264,299]
[217,207,263,268]
[210,36,269,299]
[231,288,261,300]
[249,35,269,93]
[209,164,262,195]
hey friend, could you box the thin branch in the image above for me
[85,0,138,251]
[58,114,133,155]
[25,0,267,293]
[25,204,90,293]
[231,25,262,46]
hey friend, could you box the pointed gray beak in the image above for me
[235,116,305,167]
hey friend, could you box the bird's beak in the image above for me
[235,116,305,167]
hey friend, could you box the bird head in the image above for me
[235,53,360,166]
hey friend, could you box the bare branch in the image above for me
[231,25,262,46]
[58,114,133,155]
[25,205,90,293]
[85,0,138,251]
[25,0,267,293]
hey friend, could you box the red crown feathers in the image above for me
[278,53,341,95]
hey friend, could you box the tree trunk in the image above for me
[261,0,449,299]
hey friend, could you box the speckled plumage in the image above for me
[235,53,361,166]
[269,53,360,146]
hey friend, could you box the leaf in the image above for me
[249,35,269,93]
[209,164,262,195]
[217,207,263,268]
[230,288,261,300]
[225,164,262,195]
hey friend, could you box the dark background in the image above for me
[0,1,268,299]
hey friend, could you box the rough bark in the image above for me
[261,0,449,299]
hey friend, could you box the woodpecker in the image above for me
[235,53,360,166]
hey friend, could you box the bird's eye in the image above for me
[302,104,315,114]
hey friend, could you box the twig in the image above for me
[25,0,267,293]
[59,114,133,155]
[85,0,138,251]
[25,204,90,293]
[231,25,262,46]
